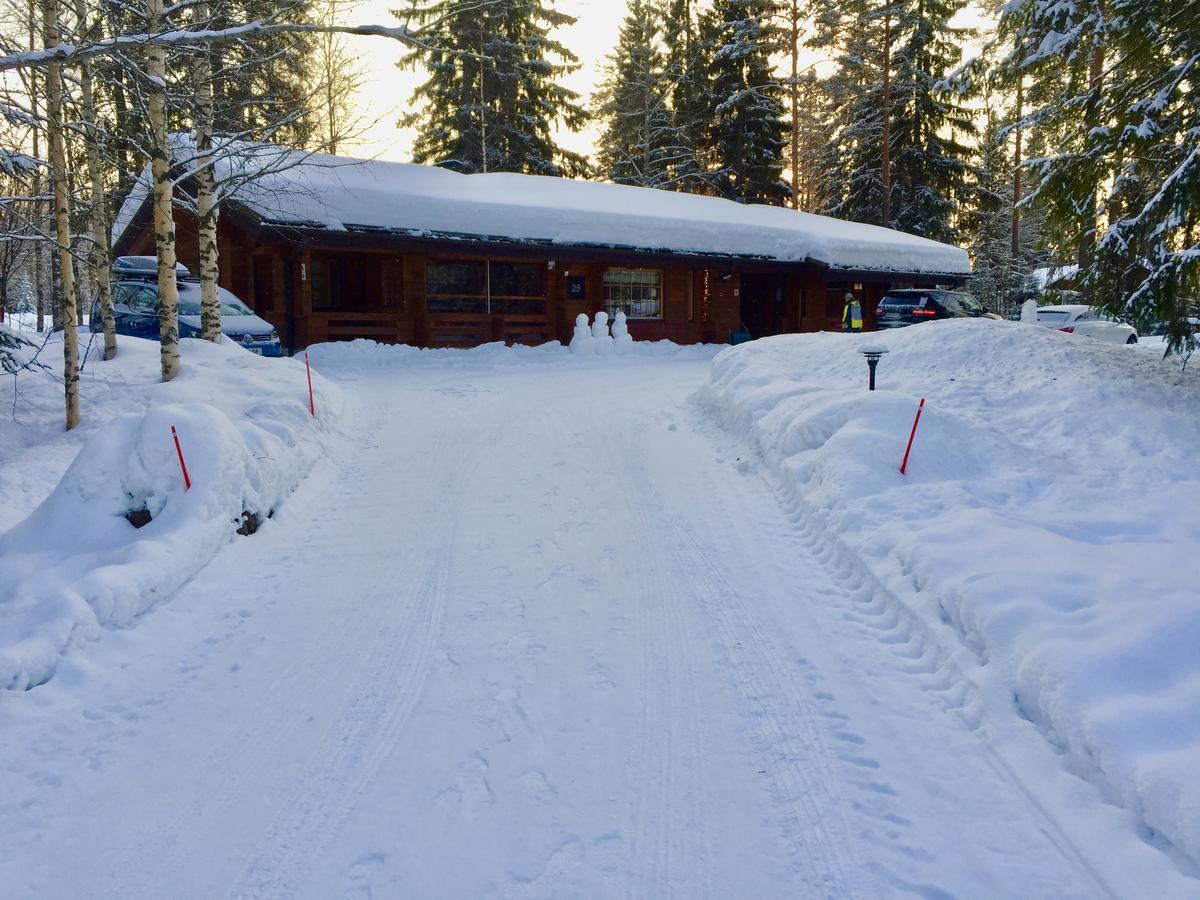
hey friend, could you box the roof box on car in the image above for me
[113,255,190,278]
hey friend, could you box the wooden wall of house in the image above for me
[128,207,944,352]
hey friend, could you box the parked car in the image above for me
[92,256,282,356]
[875,289,999,329]
[1035,304,1138,344]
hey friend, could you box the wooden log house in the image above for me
[112,146,971,352]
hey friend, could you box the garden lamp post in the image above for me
[860,346,888,391]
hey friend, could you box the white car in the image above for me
[1036,304,1139,344]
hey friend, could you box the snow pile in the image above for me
[306,336,719,374]
[0,336,340,691]
[114,140,970,277]
[698,320,1200,869]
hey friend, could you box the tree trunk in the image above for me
[1078,2,1105,270]
[147,0,181,381]
[42,0,80,429]
[789,0,800,210]
[880,4,892,228]
[1012,76,1023,259]
[76,0,117,359]
[194,0,222,343]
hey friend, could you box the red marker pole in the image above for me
[899,398,925,476]
[171,425,192,491]
[304,350,315,418]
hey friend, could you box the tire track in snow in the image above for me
[224,391,502,899]
[625,430,863,897]
[694,413,1122,900]
[607,421,710,900]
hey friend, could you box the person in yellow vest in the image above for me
[843,291,863,332]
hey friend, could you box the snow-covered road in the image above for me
[0,352,1189,898]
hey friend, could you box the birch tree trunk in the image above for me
[42,0,79,428]
[193,0,221,343]
[147,0,181,380]
[76,0,116,359]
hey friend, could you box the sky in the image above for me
[341,0,622,163]
[338,0,992,166]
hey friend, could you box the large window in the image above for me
[426,260,487,313]
[489,262,545,314]
[604,268,662,319]
[426,260,545,314]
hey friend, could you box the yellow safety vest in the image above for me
[843,300,863,331]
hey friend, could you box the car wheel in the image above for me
[1126,334,1137,344]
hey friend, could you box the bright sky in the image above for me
[340,0,992,165]
[342,0,621,162]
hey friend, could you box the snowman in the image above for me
[569,312,595,354]
[612,310,633,355]
[592,311,615,356]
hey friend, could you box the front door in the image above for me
[739,273,787,339]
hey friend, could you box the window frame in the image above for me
[426,258,546,315]
[602,267,664,321]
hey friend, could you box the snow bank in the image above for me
[698,320,1200,870]
[0,336,341,691]
[306,337,719,374]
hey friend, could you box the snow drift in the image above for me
[0,337,340,691]
[698,320,1200,871]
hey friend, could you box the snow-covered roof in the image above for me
[114,142,971,277]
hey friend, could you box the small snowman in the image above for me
[592,311,615,356]
[1020,297,1038,324]
[569,312,596,354]
[612,310,633,355]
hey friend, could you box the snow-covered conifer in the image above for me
[400,0,587,177]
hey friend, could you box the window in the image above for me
[603,268,662,319]
[310,259,332,310]
[427,260,487,313]
[426,260,545,314]
[489,262,545,314]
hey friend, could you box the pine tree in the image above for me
[594,0,676,188]
[814,0,975,238]
[400,0,587,177]
[700,0,789,204]
[967,109,1032,315]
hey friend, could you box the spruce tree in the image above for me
[813,0,975,239]
[663,0,716,193]
[594,0,676,188]
[699,0,789,205]
[886,0,976,242]
[400,0,587,177]
[997,0,1197,350]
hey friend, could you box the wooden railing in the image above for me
[300,312,415,346]
[423,313,554,348]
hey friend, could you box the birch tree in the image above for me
[74,0,116,358]
[193,1,220,343]
[145,0,180,380]
[41,0,79,426]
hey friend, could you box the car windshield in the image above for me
[1036,310,1072,323]
[176,282,254,317]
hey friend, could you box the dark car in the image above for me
[875,289,999,329]
[91,256,283,356]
